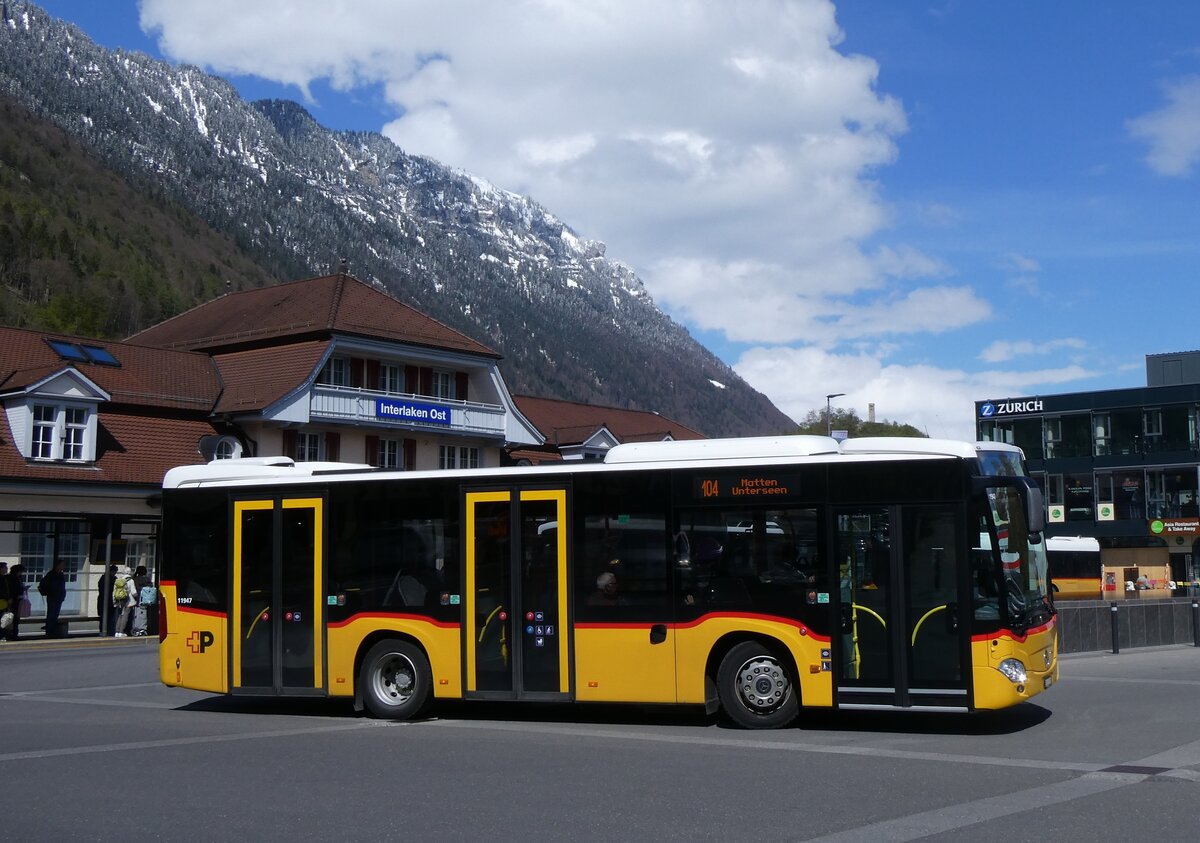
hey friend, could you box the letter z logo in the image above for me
[187,630,215,653]
[980,403,996,418]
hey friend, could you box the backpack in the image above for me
[112,576,129,603]
[139,585,157,606]
[38,575,49,596]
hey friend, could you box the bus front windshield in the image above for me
[979,485,1051,631]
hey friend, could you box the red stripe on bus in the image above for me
[178,606,226,619]
[577,612,832,642]
[970,617,1056,643]
[327,612,460,630]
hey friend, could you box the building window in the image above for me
[63,407,87,461]
[379,438,402,468]
[297,432,322,462]
[318,357,348,386]
[439,445,479,470]
[32,404,56,460]
[1093,413,1110,457]
[380,364,404,394]
[29,403,91,462]
[1144,409,1163,437]
[432,371,453,399]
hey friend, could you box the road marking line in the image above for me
[423,719,1106,773]
[797,772,1146,843]
[0,721,387,763]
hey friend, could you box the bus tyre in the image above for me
[360,639,432,720]
[717,642,798,729]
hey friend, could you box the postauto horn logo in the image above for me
[979,399,1043,419]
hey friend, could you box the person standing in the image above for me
[5,563,27,641]
[113,567,136,637]
[38,559,68,639]
[96,564,117,636]
[130,565,152,637]
[0,562,10,641]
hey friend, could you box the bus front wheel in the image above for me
[717,641,799,729]
[360,639,432,720]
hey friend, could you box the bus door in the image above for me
[231,498,324,695]
[834,506,969,710]
[464,488,570,701]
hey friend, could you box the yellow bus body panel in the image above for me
[1053,578,1100,600]
[971,620,1058,710]
[326,618,463,699]
[158,583,228,694]
[573,626,677,702]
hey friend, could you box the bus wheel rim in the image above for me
[374,653,417,705]
[736,656,790,713]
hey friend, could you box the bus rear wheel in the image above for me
[717,641,799,729]
[360,639,432,720]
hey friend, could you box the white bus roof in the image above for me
[164,435,1013,490]
[1046,535,1101,552]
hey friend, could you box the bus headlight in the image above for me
[997,659,1027,684]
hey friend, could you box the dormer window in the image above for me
[29,402,94,463]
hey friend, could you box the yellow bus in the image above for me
[1046,536,1101,600]
[157,435,1057,729]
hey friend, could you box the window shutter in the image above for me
[366,360,381,389]
[419,367,433,396]
[405,365,419,394]
[403,438,416,471]
[349,358,365,388]
[325,432,340,462]
[281,429,297,459]
[455,372,468,401]
[365,435,380,466]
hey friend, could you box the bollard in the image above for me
[1110,602,1120,654]
[1192,600,1200,648]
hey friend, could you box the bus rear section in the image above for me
[1046,536,1101,600]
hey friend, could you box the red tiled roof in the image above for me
[127,274,499,358]
[211,341,330,414]
[0,326,220,411]
[513,395,705,447]
[0,408,215,485]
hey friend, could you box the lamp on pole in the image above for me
[825,393,845,437]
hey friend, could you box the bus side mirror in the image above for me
[1026,485,1045,533]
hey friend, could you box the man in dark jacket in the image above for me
[39,559,68,638]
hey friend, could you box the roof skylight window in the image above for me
[45,339,121,367]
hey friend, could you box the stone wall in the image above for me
[1055,598,1200,653]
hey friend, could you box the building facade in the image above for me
[0,273,541,630]
[975,350,1200,590]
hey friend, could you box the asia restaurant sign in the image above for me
[1149,518,1200,537]
[978,398,1045,419]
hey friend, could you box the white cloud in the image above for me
[1127,75,1200,177]
[978,338,1088,364]
[735,345,1094,442]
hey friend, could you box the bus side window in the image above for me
[971,550,1000,620]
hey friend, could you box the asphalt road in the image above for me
[2,639,1199,841]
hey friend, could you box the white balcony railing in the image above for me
[310,385,507,437]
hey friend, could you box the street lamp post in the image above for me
[825,393,845,437]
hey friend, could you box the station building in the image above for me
[0,273,542,629]
[975,350,1200,591]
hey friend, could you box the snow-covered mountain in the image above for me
[0,1,794,436]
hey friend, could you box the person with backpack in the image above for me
[38,558,68,638]
[131,565,154,637]
[112,567,136,638]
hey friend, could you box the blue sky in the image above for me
[31,1,1200,440]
